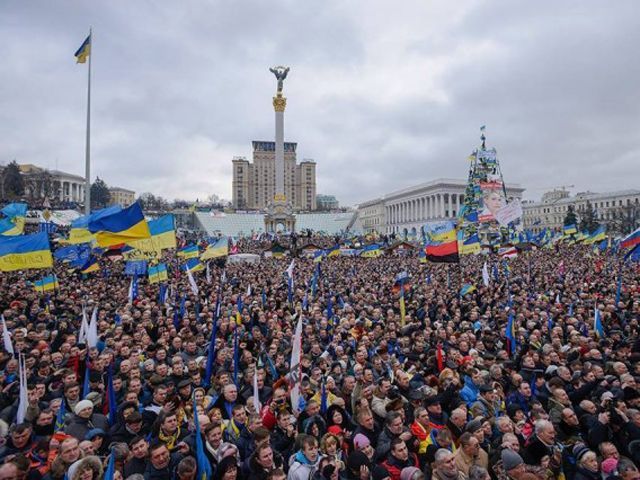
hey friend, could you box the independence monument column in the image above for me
[264,66,296,233]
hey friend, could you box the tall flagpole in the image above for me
[84,27,92,215]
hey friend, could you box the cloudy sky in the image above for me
[2,1,639,206]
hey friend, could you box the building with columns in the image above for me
[522,188,640,235]
[357,178,525,234]
[18,164,86,203]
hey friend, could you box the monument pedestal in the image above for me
[265,196,296,233]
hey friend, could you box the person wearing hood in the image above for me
[380,438,419,480]
[66,455,103,480]
[288,435,322,480]
[63,400,109,442]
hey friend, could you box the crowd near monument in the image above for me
[0,26,638,480]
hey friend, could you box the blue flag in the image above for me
[103,449,116,480]
[194,397,212,480]
[82,356,91,398]
[55,400,66,432]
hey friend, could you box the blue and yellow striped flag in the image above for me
[0,232,53,272]
[88,202,151,248]
[200,238,227,260]
[178,244,199,259]
[148,263,168,284]
[33,275,59,293]
[75,34,91,64]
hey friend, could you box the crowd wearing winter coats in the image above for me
[0,240,638,480]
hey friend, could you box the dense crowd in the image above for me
[0,239,639,480]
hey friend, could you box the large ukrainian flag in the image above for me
[67,205,122,245]
[75,34,91,64]
[88,202,151,248]
[200,237,228,260]
[0,232,53,271]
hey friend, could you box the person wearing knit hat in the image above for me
[346,450,371,478]
[353,433,375,462]
[65,400,109,442]
[501,449,525,478]
[73,400,94,417]
[372,465,391,480]
[573,444,600,480]
[400,466,424,480]
[601,458,618,478]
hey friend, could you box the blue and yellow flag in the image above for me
[127,214,176,254]
[360,244,382,258]
[75,34,91,64]
[148,263,168,284]
[183,257,204,273]
[178,244,199,259]
[460,283,477,297]
[200,237,228,260]
[585,225,606,245]
[88,202,150,248]
[0,203,27,236]
[563,224,577,235]
[459,233,481,255]
[0,232,53,272]
[33,275,59,293]
[79,255,100,274]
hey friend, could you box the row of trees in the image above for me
[563,202,639,235]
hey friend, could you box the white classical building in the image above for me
[18,164,86,203]
[522,188,640,234]
[358,178,525,234]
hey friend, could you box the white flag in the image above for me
[1,315,13,356]
[482,262,490,287]
[247,284,252,297]
[16,354,28,424]
[187,268,199,295]
[289,314,303,413]
[86,307,98,349]
[286,260,295,279]
[206,262,212,284]
[221,270,227,284]
[253,367,262,413]
[78,307,89,345]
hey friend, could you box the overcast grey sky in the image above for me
[1,1,639,206]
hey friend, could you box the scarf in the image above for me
[158,426,181,450]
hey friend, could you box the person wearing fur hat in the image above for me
[66,455,103,480]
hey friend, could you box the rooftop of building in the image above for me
[524,189,640,207]
[357,178,525,207]
[109,186,135,194]
[18,164,85,182]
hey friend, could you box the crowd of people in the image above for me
[0,236,638,480]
